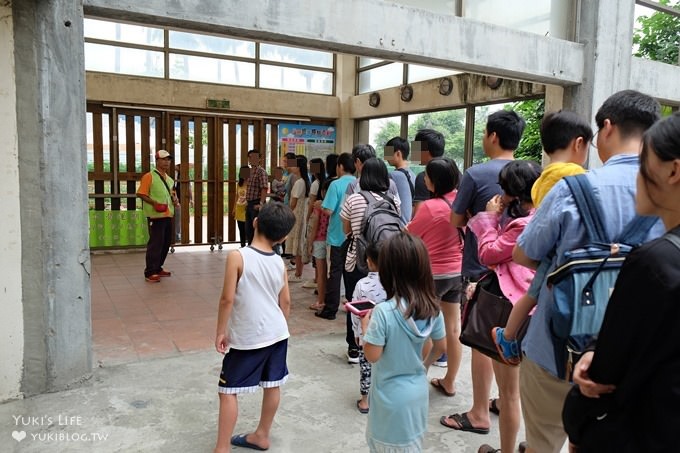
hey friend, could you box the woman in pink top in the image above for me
[407,157,464,396]
[465,160,541,453]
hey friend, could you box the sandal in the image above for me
[489,398,500,416]
[430,378,456,397]
[439,412,490,434]
[308,302,324,311]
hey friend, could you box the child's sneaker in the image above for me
[491,327,520,366]
[433,353,448,367]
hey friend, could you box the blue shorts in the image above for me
[218,339,289,394]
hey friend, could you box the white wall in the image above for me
[0,3,25,401]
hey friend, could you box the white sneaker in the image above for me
[288,273,303,282]
[301,279,317,289]
[286,263,296,271]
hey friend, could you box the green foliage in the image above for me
[633,0,680,65]
[508,99,545,162]
[373,120,401,159]
[408,110,466,166]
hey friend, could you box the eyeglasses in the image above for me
[590,130,599,150]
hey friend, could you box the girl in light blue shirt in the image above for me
[363,232,446,452]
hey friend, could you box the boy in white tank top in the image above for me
[214,202,296,452]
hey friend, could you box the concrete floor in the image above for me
[0,245,545,453]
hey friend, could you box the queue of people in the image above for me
[135,89,680,453]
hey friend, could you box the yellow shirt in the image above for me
[235,185,247,222]
[531,162,585,207]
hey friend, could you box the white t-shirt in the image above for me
[228,246,289,349]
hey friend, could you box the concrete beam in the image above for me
[86,73,339,119]
[350,74,545,119]
[630,57,680,106]
[83,0,585,86]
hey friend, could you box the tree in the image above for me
[373,120,401,159]
[508,98,545,162]
[633,0,680,65]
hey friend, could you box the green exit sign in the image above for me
[207,99,230,109]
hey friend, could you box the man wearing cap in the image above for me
[136,150,179,282]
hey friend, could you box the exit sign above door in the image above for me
[206,99,230,109]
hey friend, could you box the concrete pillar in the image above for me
[335,54,356,154]
[0,1,24,402]
[564,0,636,168]
[11,0,91,398]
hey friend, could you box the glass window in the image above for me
[359,57,384,68]
[85,43,164,78]
[464,0,553,37]
[169,31,256,58]
[83,18,163,47]
[260,43,333,68]
[358,62,404,94]
[368,116,402,161]
[259,64,332,94]
[408,65,461,84]
[169,53,255,86]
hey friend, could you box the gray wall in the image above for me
[13,0,91,396]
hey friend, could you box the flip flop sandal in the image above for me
[439,413,490,435]
[230,433,268,451]
[430,378,456,397]
[356,399,369,414]
[489,398,500,416]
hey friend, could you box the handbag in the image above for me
[459,272,530,362]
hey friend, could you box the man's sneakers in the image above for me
[145,269,171,282]
[347,347,360,364]
[433,353,448,367]
[491,327,521,366]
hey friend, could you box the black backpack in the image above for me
[354,190,404,274]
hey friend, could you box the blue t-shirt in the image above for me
[322,174,355,247]
[390,168,416,224]
[517,154,664,377]
[363,299,445,448]
[452,159,512,279]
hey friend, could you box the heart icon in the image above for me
[12,430,26,442]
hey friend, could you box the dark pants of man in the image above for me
[245,201,259,245]
[343,267,365,350]
[145,217,172,278]
[321,245,344,316]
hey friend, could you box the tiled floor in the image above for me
[91,245,344,366]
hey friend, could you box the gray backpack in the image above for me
[354,190,404,274]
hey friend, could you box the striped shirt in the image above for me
[340,191,401,272]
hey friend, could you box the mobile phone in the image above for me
[345,299,376,317]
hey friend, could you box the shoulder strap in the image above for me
[663,232,680,251]
[154,170,172,195]
[563,174,609,244]
[395,168,415,196]
[616,215,658,246]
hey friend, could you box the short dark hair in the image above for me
[284,152,296,159]
[352,144,376,164]
[595,90,661,140]
[256,202,296,242]
[487,110,526,151]
[248,149,261,157]
[379,232,439,320]
[385,136,410,159]
[414,129,445,157]
[325,153,338,179]
[498,160,542,218]
[640,112,680,188]
[365,242,380,266]
[540,110,593,154]
[359,157,390,192]
[425,157,461,197]
[337,152,356,174]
